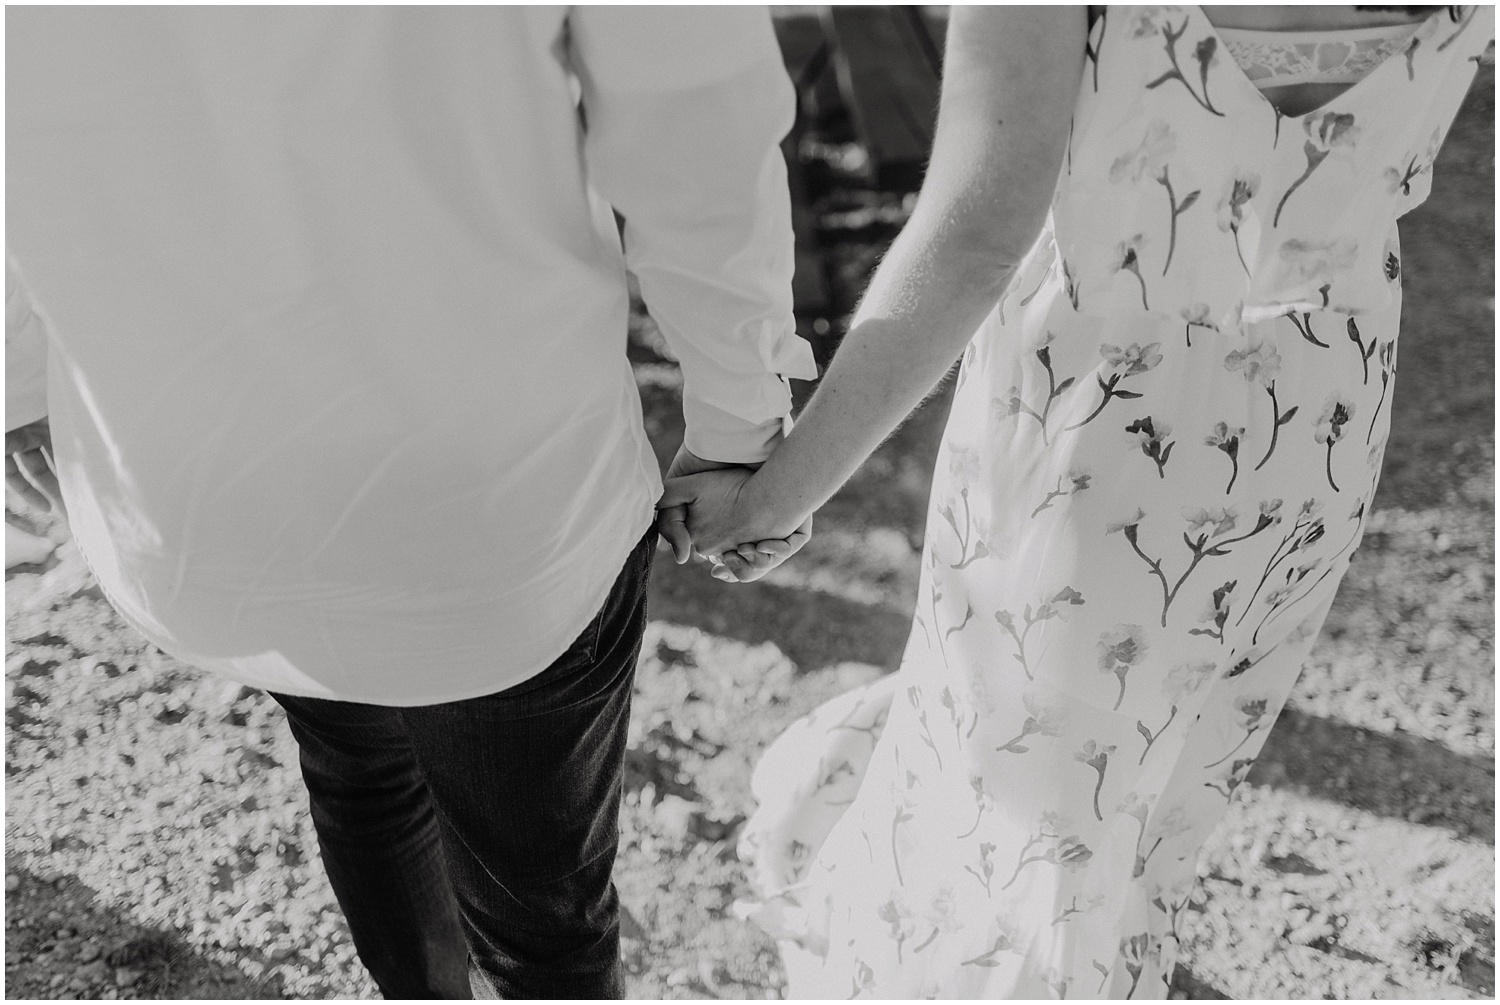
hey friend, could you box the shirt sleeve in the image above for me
[570,6,818,464]
[6,259,50,432]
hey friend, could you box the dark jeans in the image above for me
[270,529,654,999]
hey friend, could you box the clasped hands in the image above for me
[655,446,811,583]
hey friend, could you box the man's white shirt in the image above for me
[6,6,815,703]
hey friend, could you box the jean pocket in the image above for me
[572,603,605,667]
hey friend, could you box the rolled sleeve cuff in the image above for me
[679,328,816,464]
[684,396,794,465]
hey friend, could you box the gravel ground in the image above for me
[4,548,1492,1000]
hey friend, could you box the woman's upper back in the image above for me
[1051,5,1491,329]
[1103,5,1459,115]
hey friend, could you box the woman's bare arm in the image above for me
[662,6,1087,564]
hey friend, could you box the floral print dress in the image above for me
[736,7,1494,999]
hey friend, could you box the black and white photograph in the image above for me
[4,4,1494,999]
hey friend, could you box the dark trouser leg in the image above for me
[272,529,653,999]
[270,694,471,999]
[401,530,654,999]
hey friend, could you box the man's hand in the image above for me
[5,418,64,516]
[655,446,811,583]
[656,445,746,564]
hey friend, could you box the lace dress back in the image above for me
[1219,21,1425,90]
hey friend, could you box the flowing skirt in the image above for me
[737,233,1400,998]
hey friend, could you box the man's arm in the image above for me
[570,6,818,467]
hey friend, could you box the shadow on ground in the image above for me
[1251,708,1495,843]
[3,868,284,1000]
[1170,968,1231,999]
[650,554,912,674]
[654,548,1494,846]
